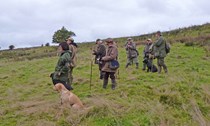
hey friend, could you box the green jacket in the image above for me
[153,36,167,58]
[53,51,72,82]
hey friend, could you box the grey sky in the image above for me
[0,0,210,49]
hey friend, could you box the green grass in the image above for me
[0,42,210,126]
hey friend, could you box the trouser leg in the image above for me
[157,58,162,73]
[126,58,131,68]
[100,71,104,79]
[68,67,74,85]
[136,63,139,69]
[103,72,109,89]
[142,63,146,70]
[110,72,116,90]
[159,58,168,73]
[133,57,139,69]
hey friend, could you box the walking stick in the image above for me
[116,56,120,79]
[90,58,93,90]
[90,47,94,90]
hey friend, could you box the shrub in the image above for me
[9,45,15,50]
[45,43,50,46]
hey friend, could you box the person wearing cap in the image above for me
[153,31,168,73]
[92,39,106,79]
[125,38,139,69]
[142,38,153,71]
[101,38,118,90]
[50,42,73,90]
[66,37,78,85]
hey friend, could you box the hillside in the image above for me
[0,24,210,126]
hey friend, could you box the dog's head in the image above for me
[143,58,148,64]
[54,83,66,92]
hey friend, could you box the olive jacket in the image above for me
[53,51,72,82]
[153,36,167,58]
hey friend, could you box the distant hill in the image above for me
[113,23,210,46]
[0,23,210,60]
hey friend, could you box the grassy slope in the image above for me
[0,42,210,126]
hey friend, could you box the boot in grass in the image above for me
[103,79,108,89]
[111,79,116,90]
[158,66,162,74]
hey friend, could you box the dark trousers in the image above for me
[99,62,105,79]
[104,72,115,80]
[103,72,116,89]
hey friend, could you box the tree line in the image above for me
[7,26,75,50]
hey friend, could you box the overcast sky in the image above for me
[0,0,210,49]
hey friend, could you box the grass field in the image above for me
[0,41,210,126]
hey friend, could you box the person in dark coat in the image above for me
[92,39,106,79]
[50,42,73,90]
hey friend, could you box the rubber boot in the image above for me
[103,79,108,89]
[111,79,116,90]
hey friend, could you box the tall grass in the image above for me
[0,42,210,126]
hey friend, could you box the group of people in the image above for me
[123,31,168,73]
[50,31,168,91]
[50,37,119,91]
[92,38,118,90]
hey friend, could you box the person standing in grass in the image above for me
[101,38,118,90]
[125,38,139,69]
[50,42,73,90]
[153,31,168,73]
[92,39,106,79]
[142,38,153,70]
[66,37,78,86]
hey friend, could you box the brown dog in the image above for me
[54,83,84,110]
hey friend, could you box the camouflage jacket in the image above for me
[125,42,138,58]
[143,43,153,57]
[153,36,167,58]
